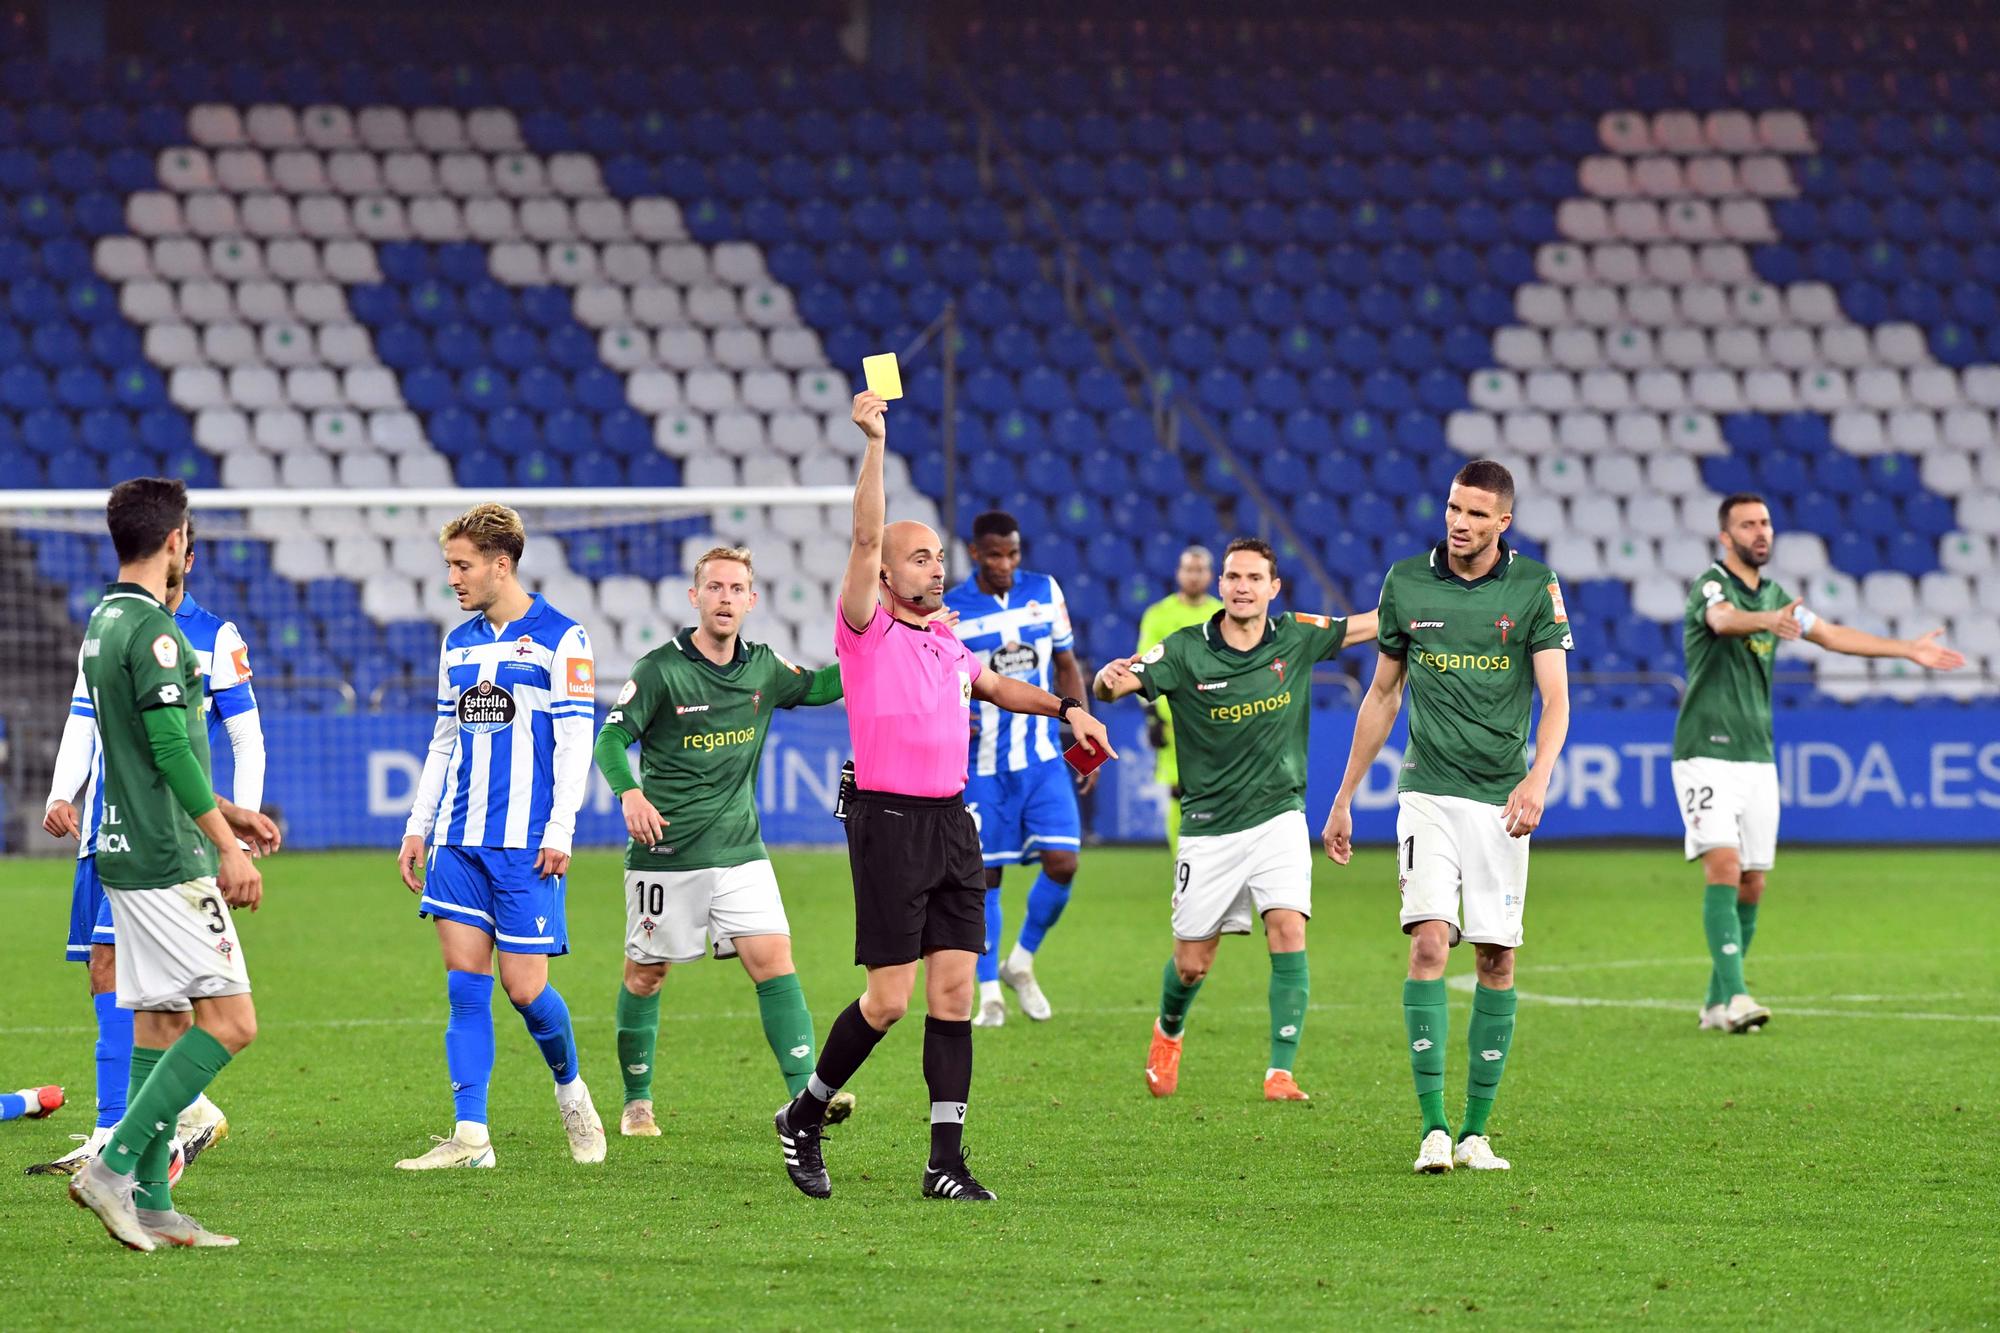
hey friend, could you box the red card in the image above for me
[1064,738,1110,776]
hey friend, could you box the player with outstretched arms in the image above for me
[67,478,278,1251]
[32,517,262,1178]
[944,510,1097,1028]
[394,503,605,1170]
[1321,460,1571,1175]
[594,545,856,1137]
[1675,493,1964,1034]
[1095,538,1376,1103]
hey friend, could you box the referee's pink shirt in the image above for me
[835,598,983,799]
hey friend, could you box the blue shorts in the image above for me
[964,759,1082,868]
[419,846,569,955]
[65,855,113,961]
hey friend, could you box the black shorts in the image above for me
[846,788,986,967]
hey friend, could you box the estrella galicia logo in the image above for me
[456,680,517,733]
[990,641,1037,677]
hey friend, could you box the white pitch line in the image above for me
[1444,974,2000,1023]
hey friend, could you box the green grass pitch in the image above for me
[1,844,1995,1329]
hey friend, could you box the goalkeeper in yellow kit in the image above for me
[1134,545,1222,853]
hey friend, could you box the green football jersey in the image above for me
[606,629,834,872]
[1131,610,1351,837]
[1673,562,1792,763]
[79,582,219,889]
[1377,542,1572,806]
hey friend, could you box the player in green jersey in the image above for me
[1322,460,1572,1175]
[1674,493,1965,1035]
[1096,538,1376,1103]
[593,546,852,1137]
[1135,545,1224,856]
[68,478,278,1251]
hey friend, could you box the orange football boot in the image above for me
[1263,1070,1309,1101]
[1145,1024,1183,1097]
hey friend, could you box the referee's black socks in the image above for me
[923,1015,972,1167]
[791,999,886,1126]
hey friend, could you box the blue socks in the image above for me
[976,887,1003,983]
[93,990,133,1129]
[0,1091,30,1120]
[444,971,495,1124]
[515,983,580,1086]
[1018,871,1072,954]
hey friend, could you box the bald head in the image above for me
[879,519,948,613]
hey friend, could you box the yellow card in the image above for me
[862,352,904,400]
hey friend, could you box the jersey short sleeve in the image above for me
[1130,632,1185,700]
[606,655,666,736]
[127,613,193,712]
[1289,611,1350,661]
[1528,570,1573,653]
[1375,573,1407,658]
[834,596,887,655]
[551,623,595,718]
[1048,577,1075,653]
[764,645,816,709]
[208,619,259,719]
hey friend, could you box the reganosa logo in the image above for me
[1415,650,1512,673]
[1209,690,1291,722]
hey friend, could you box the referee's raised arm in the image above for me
[840,391,889,636]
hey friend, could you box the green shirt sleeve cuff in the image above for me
[802,663,844,707]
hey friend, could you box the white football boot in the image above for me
[1413,1129,1455,1174]
[620,1100,661,1137]
[175,1094,228,1168]
[1453,1134,1511,1171]
[998,949,1053,1021]
[68,1155,155,1251]
[972,998,1006,1028]
[140,1210,240,1247]
[1697,1003,1729,1031]
[395,1132,497,1170]
[557,1080,607,1164]
[26,1126,112,1177]
[1725,993,1772,1033]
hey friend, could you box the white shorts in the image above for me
[624,860,790,965]
[1672,758,1779,872]
[1396,792,1530,949]
[106,878,251,1012]
[1172,810,1313,941]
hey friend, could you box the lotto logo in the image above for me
[1410,1038,1435,1053]
[789,1044,811,1059]
[1479,1049,1504,1062]
[625,1063,649,1076]
[1279,1024,1298,1038]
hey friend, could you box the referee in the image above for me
[773,390,1114,1202]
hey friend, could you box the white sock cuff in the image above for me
[930,1100,967,1126]
[806,1073,839,1103]
[454,1119,490,1144]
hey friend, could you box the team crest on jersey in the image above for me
[1141,642,1166,664]
[1495,614,1513,645]
[151,634,179,668]
[751,689,763,712]
[515,636,535,658]
[1271,659,1287,682]
[616,678,638,706]
[456,680,517,733]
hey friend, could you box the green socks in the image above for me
[123,1047,170,1211]
[755,972,817,1097]
[1460,985,1517,1141]
[1705,895,1762,1007]
[1404,977,1449,1134]
[108,1029,231,1205]
[1159,958,1203,1038]
[1267,950,1309,1072]
[1703,884,1747,1002]
[616,985,660,1104]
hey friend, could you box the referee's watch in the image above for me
[1056,696,1084,724]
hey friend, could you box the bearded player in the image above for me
[1674,493,1964,1034]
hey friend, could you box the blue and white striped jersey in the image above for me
[56,592,261,862]
[405,594,597,852]
[944,569,1074,776]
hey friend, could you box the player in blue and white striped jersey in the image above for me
[944,511,1095,1029]
[394,504,605,1171]
[30,523,260,1176]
